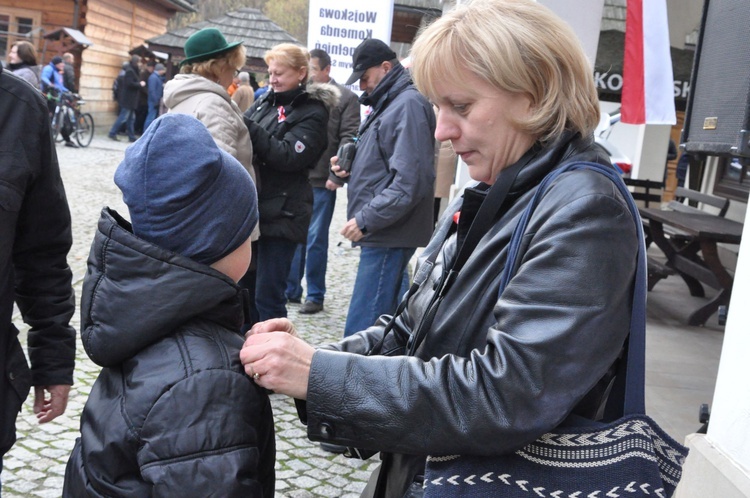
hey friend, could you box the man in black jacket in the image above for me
[108,55,145,142]
[0,64,76,485]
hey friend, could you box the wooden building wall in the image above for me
[82,0,175,128]
[2,0,179,128]
[1,0,79,62]
[1,0,75,30]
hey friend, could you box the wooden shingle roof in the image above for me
[146,8,299,71]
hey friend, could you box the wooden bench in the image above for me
[647,257,673,291]
[665,187,730,247]
[644,187,731,293]
[668,186,730,217]
[639,207,742,326]
[623,178,663,208]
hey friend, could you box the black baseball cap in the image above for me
[345,39,397,86]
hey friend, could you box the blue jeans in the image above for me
[344,246,415,337]
[108,107,135,140]
[286,187,336,304]
[143,106,159,132]
[255,236,298,322]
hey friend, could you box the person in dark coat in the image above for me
[240,1,638,496]
[284,48,361,315]
[332,39,436,336]
[0,63,76,482]
[241,43,335,324]
[143,63,166,131]
[63,113,274,497]
[108,55,145,142]
[134,60,154,135]
[62,52,77,94]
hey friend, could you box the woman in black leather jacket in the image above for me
[241,43,335,324]
[240,2,639,496]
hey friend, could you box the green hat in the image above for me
[181,28,242,67]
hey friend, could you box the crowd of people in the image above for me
[5,41,80,148]
[1,0,646,496]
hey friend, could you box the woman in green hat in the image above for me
[163,27,259,242]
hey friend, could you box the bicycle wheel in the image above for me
[76,113,95,147]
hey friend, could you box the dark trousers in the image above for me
[285,187,336,304]
[240,237,297,327]
[108,107,136,141]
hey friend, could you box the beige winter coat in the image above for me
[163,74,259,240]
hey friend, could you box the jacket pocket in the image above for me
[258,193,293,220]
[5,324,33,411]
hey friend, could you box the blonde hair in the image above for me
[410,0,600,143]
[264,43,310,84]
[180,44,246,80]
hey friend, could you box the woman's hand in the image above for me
[241,319,314,399]
[248,317,298,338]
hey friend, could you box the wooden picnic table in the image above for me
[639,208,743,326]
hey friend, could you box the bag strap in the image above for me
[498,161,647,416]
[404,154,532,355]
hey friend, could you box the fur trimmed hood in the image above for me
[306,81,341,113]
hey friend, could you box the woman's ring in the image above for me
[253,372,261,381]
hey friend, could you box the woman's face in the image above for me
[432,69,537,184]
[267,59,306,93]
[217,64,236,89]
[8,45,21,64]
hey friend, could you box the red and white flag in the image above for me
[621,0,676,124]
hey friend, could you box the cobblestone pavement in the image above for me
[2,134,380,497]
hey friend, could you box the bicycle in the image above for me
[49,91,95,147]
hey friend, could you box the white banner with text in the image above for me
[307,1,394,92]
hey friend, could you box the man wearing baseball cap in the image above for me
[333,38,436,339]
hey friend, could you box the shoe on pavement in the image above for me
[108,134,119,141]
[65,141,79,148]
[286,296,301,304]
[128,137,137,143]
[320,442,347,454]
[299,300,323,314]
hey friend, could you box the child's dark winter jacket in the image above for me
[63,208,275,497]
